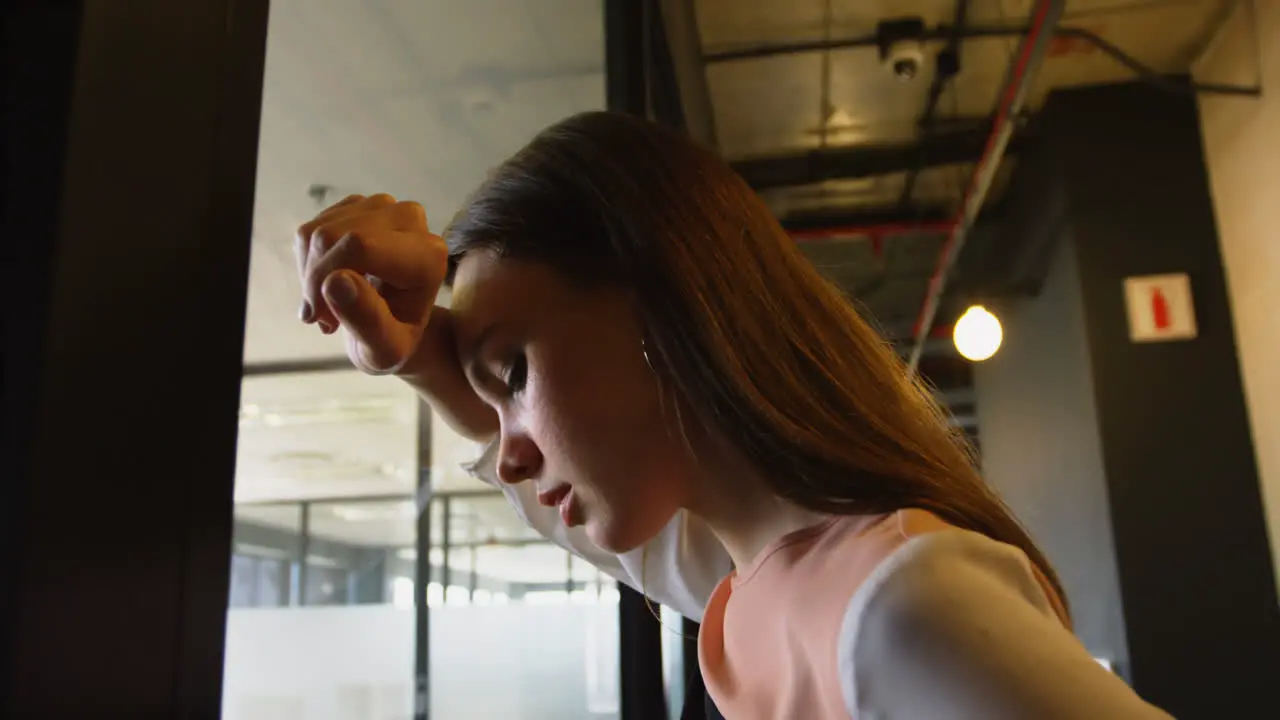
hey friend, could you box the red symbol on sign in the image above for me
[1152,287,1171,330]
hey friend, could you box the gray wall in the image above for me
[973,230,1129,671]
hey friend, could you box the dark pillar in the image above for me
[618,586,668,720]
[415,402,433,719]
[606,1,670,718]
[977,82,1280,717]
[1,0,268,715]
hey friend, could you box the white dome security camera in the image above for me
[884,40,926,81]
[876,18,927,82]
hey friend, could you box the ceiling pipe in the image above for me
[901,1,969,207]
[789,220,953,268]
[789,219,954,243]
[906,0,1064,372]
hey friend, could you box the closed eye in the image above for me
[502,354,528,395]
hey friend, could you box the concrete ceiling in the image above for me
[244,0,605,366]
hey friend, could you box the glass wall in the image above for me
[223,370,622,719]
[223,1,613,718]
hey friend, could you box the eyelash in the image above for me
[502,354,528,395]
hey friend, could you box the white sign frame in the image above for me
[1123,273,1197,343]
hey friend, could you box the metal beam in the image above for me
[780,205,1007,244]
[605,0,646,117]
[242,356,353,376]
[657,0,718,147]
[731,126,1024,190]
[781,205,951,232]
[646,0,685,131]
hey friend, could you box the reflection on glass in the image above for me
[224,369,622,719]
[306,499,417,606]
[429,491,620,719]
[223,371,420,719]
[230,503,301,608]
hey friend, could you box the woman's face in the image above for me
[450,250,694,553]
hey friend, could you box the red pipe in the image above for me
[908,0,1061,364]
[788,220,955,243]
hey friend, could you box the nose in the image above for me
[496,429,543,485]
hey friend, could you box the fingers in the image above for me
[301,211,399,328]
[294,195,372,291]
[294,193,399,322]
[304,227,446,331]
[322,270,422,374]
[294,195,435,329]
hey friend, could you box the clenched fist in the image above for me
[295,193,447,375]
[294,193,496,441]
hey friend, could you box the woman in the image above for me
[295,112,1170,719]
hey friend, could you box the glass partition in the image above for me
[225,1,618,716]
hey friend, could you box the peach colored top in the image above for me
[696,509,1168,720]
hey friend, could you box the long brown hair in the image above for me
[445,111,1068,610]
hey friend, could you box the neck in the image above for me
[685,434,830,571]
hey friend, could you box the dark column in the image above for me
[606,1,670,718]
[1,0,268,715]
[414,402,433,720]
[976,81,1280,717]
[618,587,668,720]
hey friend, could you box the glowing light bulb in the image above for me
[954,305,1003,362]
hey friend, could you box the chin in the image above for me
[584,521,643,554]
[583,513,671,555]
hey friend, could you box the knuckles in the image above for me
[333,231,371,262]
[423,233,448,263]
[295,196,437,288]
[310,226,341,254]
[393,200,428,229]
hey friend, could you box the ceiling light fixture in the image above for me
[953,305,1003,362]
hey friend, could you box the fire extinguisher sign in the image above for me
[1123,273,1198,343]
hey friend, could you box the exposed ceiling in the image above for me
[695,0,1234,342]
[234,0,1236,559]
[701,0,1230,158]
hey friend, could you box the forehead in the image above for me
[450,251,519,338]
[449,251,567,349]
[450,249,507,312]
[449,251,627,353]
